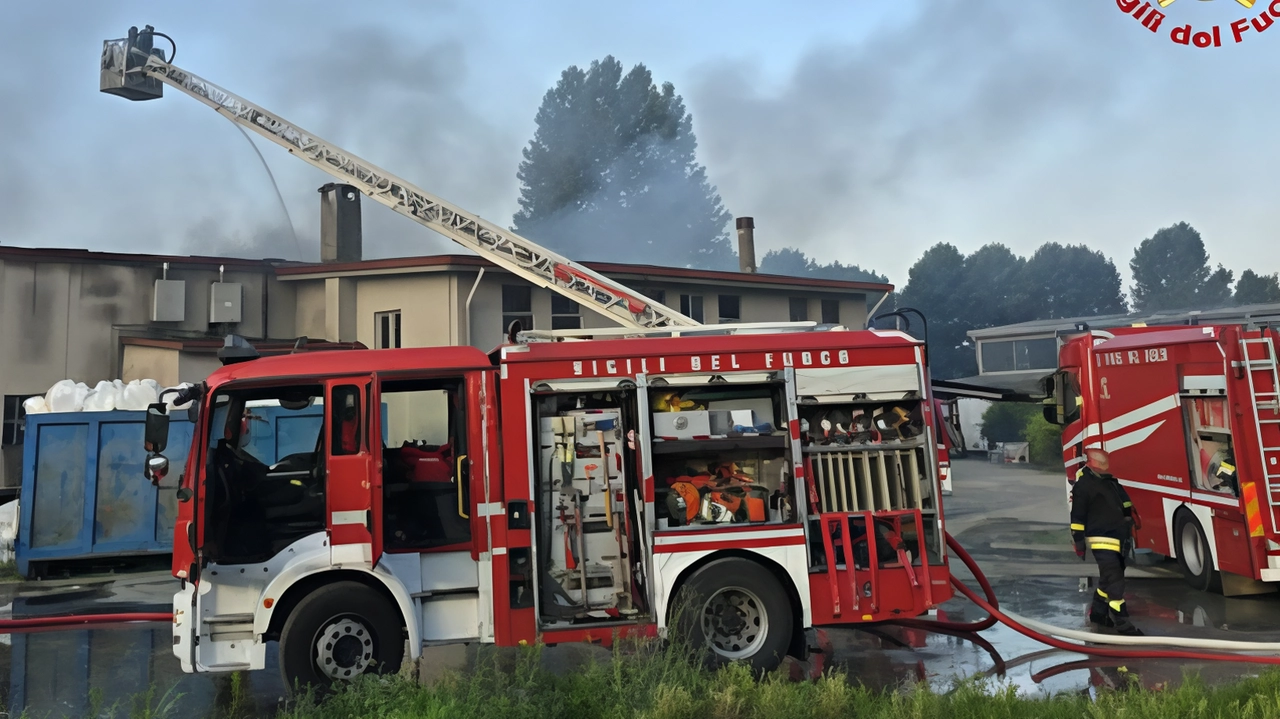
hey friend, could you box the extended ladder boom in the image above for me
[100,27,698,330]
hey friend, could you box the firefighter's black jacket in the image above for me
[1070,466,1134,548]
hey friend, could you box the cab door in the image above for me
[373,372,493,645]
[325,378,378,566]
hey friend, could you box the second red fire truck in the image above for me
[1045,323,1280,598]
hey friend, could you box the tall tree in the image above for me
[1023,243,1128,318]
[1129,222,1233,311]
[897,243,976,380]
[512,57,735,270]
[956,244,1031,329]
[758,247,889,284]
[1234,269,1280,305]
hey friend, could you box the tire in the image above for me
[279,581,405,694]
[671,558,793,673]
[1174,511,1220,593]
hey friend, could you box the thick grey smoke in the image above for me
[689,0,1280,285]
[264,25,521,261]
[5,0,1280,287]
[0,4,519,262]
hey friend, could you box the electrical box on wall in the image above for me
[152,279,186,322]
[210,282,243,324]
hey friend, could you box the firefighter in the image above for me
[1070,447,1144,636]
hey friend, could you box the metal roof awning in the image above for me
[932,372,1051,402]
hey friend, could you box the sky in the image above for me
[2,0,1277,292]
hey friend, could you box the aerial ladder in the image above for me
[99,25,705,332]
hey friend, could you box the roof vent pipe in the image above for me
[736,217,756,274]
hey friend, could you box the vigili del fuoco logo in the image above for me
[1117,0,1278,46]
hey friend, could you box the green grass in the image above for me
[8,630,1280,718]
[0,560,23,583]
[272,634,1280,719]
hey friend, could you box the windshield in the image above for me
[205,387,325,469]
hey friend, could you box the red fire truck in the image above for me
[104,26,955,690]
[1043,323,1280,598]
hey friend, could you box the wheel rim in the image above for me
[313,617,375,681]
[1181,522,1205,577]
[700,586,768,660]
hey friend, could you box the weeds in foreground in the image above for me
[0,560,24,582]
[273,628,1280,719]
[7,614,1280,718]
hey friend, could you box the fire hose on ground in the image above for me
[886,532,1280,667]
[0,612,173,632]
[2,532,1280,669]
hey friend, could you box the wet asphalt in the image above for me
[2,458,1279,716]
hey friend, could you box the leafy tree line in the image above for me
[894,222,1279,379]
[892,242,1127,380]
[509,57,1278,360]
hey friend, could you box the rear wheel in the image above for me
[1175,511,1220,593]
[672,558,793,673]
[279,581,404,694]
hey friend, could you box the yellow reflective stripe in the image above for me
[1096,588,1108,598]
[1088,537,1122,551]
[1109,599,1125,612]
[1076,396,1083,406]
[1122,501,1132,508]
[1070,523,1085,531]
[1220,462,1235,473]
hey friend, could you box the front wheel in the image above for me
[672,558,793,673]
[279,581,405,694]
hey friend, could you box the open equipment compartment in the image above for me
[649,374,798,530]
[793,364,944,574]
[530,385,647,626]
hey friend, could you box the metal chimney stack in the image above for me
[319,183,362,263]
[736,217,756,273]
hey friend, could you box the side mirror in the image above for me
[145,454,169,485]
[1043,404,1060,426]
[187,401,200,424]
[145,402,170,453]
[176,486,193,502]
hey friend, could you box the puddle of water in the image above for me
[822,573,1280,700]
[0,625,286,719]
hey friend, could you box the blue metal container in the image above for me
[18,411,194,577]
[17,402,388,577]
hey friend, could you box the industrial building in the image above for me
[958,302,1280,401]
[0,186,892,493]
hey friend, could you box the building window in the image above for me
[2,395,36,447]
[789,298,808,322]
[979,337,1059,373]
[680,294,704,323]
[551,294,582,330]
[647,289,666,306]
[821,299,840,325]
[718,295,741,324]
[375,310,402,349]
[503,285,533,333]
